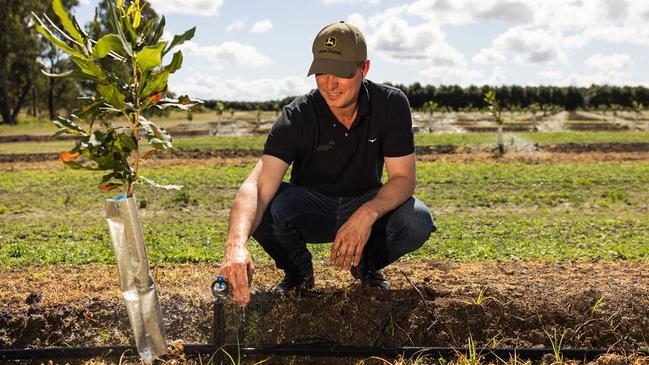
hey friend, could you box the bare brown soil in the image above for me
[2,260,648,358]
[3,142,649,166]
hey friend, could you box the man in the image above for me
[218,21,436,307]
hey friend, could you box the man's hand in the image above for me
[330,208,376,270]
[219,245,255,307]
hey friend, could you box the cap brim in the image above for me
[307,58,357,78]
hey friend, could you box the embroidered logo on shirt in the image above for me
[368,138,377,143]
[316,140,336,152]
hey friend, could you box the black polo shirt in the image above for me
[263,79,414,197]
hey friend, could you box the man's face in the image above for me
[316,60,370,110]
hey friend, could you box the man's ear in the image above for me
[362,59,370,79]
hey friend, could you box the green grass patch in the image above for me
[1,160,649,265]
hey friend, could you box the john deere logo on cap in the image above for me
[324,36,336,48]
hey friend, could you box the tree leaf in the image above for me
[59,151,80,163]
[165,51,183,74]
[136,42,167,72]
[71,57,106,81]
[98,182,122,192]
[32,14,83,58]
[163,27,195,56]
[139,116,172,149]
[52,116,87,136]
[151,16,166,44]
[106,0,133,56]
[141,69,169,96]
[92,34,126,59]
[97,83,126,110]
[41,69,74,78]
[52,0,84,44]
[139,176,182,190]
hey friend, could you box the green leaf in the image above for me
[41,69,74,78]
[107,1,133,56]
[139,176,183,190]
[92,34,126,59]
[32,14,82,58]
[116,133,138,153]
[97,83,126,110]
[151,16,166,44]
[136,42,167,72]
[141,69,169,96]
[139,116,172,149]
[163,27,195,56]
[52,0,84,44]
[165,51,183,74]
[71,57,106,81]
[51,116,87,137]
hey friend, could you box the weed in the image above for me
[362,349,433,365]
[592,296,606,314]
[462,287,496,306]
[544,328,568,364]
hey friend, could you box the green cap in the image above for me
[307,21,367,78]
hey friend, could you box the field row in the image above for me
[1,161,648,265]
[1,131,649,154]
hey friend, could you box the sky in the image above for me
[74,0,649,101]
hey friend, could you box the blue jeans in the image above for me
[252,182,436,276]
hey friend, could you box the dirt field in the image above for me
[2,260,648,362]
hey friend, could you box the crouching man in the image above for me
[218,21,436,307]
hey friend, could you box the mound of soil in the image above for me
[1,260,648,355]
[566,123,629,131]
[3,142,649,165]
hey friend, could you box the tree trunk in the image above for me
[0,63,15,125]
[497,125,504,155]
[31,85,37,117]
[11,77,32,122]
[48,77,56,121]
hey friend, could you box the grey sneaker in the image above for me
[350,265,390,290]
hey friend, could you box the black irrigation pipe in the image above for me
[2,298,648,362]
[2,343,646,361]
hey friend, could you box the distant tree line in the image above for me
[200,84,649,115]
[385,83,649,111]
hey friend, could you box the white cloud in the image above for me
[226,19,246,32]
[346,13,368,33]
[492,27,566,64]
[147,0,224,16]
[538,70,563,80]
[406,0,534,26]
[533,54,636,86]
[170,73,313,101]
[367,17,465,67]
[250,19,273,33]
[179,41,271,68]
[585,53,634,81]
[419,65,505,86]
[472,48,506,64]
[321,0,380,5]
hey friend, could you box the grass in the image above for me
[1,160,648,266]
[1,131,649,154]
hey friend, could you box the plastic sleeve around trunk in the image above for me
[106,195,167,363]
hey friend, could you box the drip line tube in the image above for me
[1,344,646,361]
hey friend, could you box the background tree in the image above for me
[0,0,44,124]
[422,100,438,132]
[484,90,505,155]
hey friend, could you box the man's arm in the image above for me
[219,155,289,307]
[330,153,416,269]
